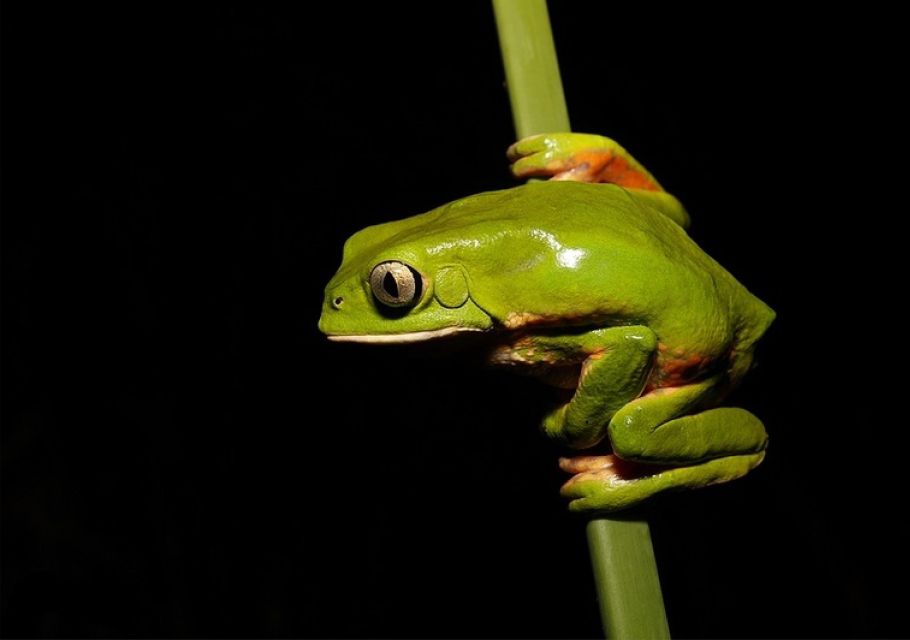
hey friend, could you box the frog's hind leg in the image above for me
[561,376,769,512]
[609,377,768,464]
[560,451,765,513]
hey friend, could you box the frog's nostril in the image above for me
[332,296,345,309]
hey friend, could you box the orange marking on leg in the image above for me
[647,352,716,390]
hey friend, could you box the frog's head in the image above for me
[318,208,495,343]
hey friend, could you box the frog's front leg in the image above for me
[508,133,664,191]
[507,133,690,228]
[561,377,769,512]
[532,325,659,449]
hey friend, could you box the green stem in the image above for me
[492,2,670,638]
[492,0,570,137]
[587,517,670,639]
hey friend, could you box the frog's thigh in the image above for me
[608,378,769,464]
[541,325,657,449]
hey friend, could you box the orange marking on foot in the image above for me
[559,455,617,473]
[597,155,661,191]
[560,456,674,490]
[567,151,662,191]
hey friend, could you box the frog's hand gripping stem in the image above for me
[508,132,690,228]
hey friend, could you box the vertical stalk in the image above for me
[492,2,670,637]
[492,0,570,137]
[587,517,670,639]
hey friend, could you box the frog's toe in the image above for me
[510,149,568,179]
[560,464,661,513]
[507,132,606,161]
[558,454,619,474]
[561,479,621,512]
[507,133,588,180]
[506,134,548,161]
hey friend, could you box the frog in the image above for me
[318,133,775,512]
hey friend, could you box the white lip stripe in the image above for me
[326,327,484,344]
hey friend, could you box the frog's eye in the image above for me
[370,261,423,308]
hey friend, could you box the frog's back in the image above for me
[435,182,773,359]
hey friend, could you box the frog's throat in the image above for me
[326,327,485,344]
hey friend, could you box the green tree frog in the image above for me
[319,133,775,512]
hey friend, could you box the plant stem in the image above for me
[492,0,570,137]
[587,517,670,639]
[492,2,670,638]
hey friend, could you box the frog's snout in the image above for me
[318,288,345,336]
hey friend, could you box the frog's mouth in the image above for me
[327,327,485,344]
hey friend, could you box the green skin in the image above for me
[319,133,775,512]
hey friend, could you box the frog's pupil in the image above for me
[383,271,399,298]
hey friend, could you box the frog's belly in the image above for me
[488,335,726,394]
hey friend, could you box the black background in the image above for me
[3,4,907,638]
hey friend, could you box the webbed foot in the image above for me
[559,452,765,513]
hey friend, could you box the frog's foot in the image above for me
[558,452,765,513]
[507,133,663,191]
